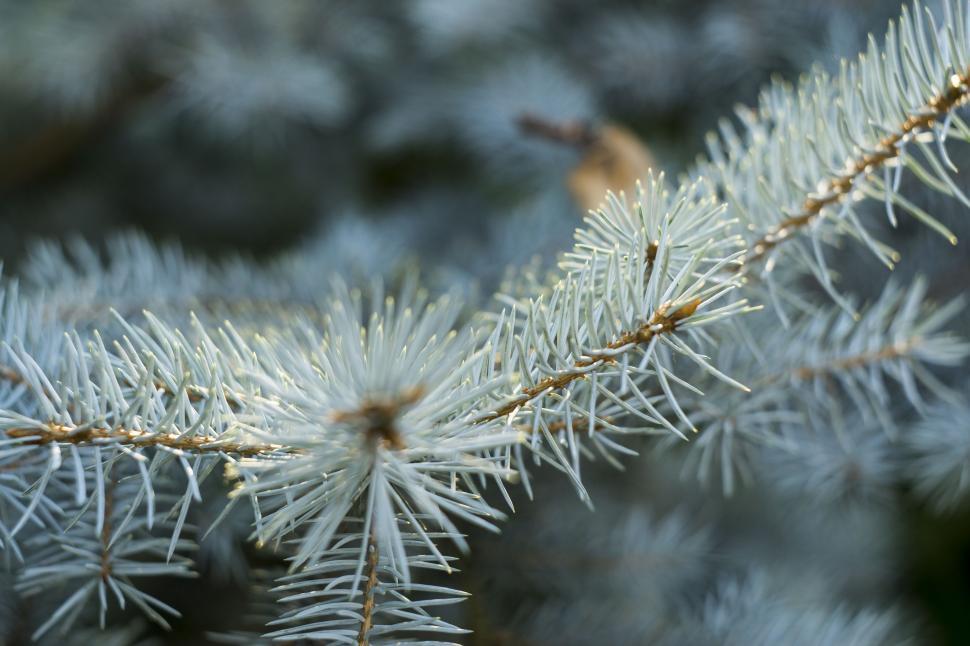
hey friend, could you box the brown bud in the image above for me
[668,297,702,323]
[568,123,655,212]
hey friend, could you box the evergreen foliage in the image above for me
[1,0,970,643]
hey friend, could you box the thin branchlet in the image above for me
[534,415,611,436]
[4,423,281,457]
[743,69,970,268]
[356,529,379,646]
[479,297,703,422]
[787,338,922,382]
[516,112,598,149]
[100,478,115,583]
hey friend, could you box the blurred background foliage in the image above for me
[0,0,900,264]
[1,0,969,644]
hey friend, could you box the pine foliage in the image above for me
[0,0,969,642]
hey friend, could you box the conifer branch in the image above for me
[743,68,970,268]
[356,528,379,646]
[785,338,923,382]
[517,112,598,149]
[100,478,115,583]
[4,423,282,457]
[2,3,968,640]
[479,297,703,423]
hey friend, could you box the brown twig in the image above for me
[479,297,702,423]
[743,69,970,269]
[356,528,380,646]
[4,423,282,457]
[100,477,116,582]
[517,113,598,149]
[786,338,921,382]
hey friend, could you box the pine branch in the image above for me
[18,232,336,329]
[743,67,970,268]
[264,520,469,643]
[477,296,703,423]
[4,423,282,457]
[662,274,967,494]
[785,338,924,382]
[479,174,752,496]
[356,528,379,646]
[516,113,597,149]
[99,477,116,584]
[2,4,969,641]
[15,472,197,639]
[231,282,519,576]
[700,0,970,308]
[779,279,966,428]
